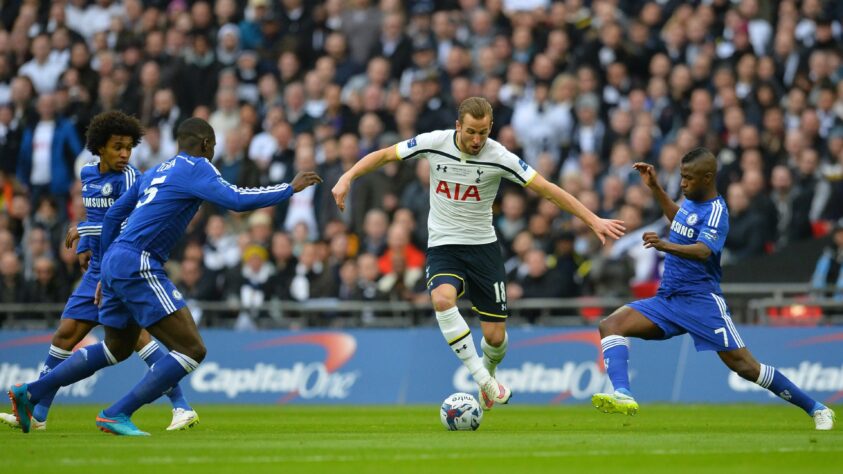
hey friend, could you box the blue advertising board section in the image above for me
[1,328,842,405]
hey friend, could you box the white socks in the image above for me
[436,306,491,386]
[481,331,508,377]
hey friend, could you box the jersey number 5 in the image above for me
[136,176,167,208]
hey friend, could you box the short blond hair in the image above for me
[457,97,493,122]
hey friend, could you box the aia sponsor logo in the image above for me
[435,181,481,201]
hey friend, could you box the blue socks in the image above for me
[31,345,73,422]
[756,364,825,415]
[27,342,117,403]
[104,352,199,418]
[601,336,631,394]
[137,341,192,410]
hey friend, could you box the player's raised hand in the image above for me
[590,218,626,245]
[64,225,80,249]
[642,231,666,251]
[332,176,350,212]
[633,162,658,189]
[291,171,323,192]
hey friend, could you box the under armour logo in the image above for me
[436,164,448,173]
[454,343,468,353]
[475,169,484,183]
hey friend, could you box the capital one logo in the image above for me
[191,332,360,402]
[453,331,614,402]
[728,331,843,403]
[436,181,481,201]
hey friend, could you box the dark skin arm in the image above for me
[642,231,712,261]
[633,162,680,223]
[64,225,91,272]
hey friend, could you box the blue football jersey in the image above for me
[100,153,294,262]
[76,162,140,273]
[658,196,729,296]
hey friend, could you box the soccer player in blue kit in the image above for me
[0,111,197,431]
[591,148,835,430]
[8,118,322,435]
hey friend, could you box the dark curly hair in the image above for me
[85,111,144,156]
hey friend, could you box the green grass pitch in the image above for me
[1,404,840,473]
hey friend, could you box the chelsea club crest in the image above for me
[686,213,699,226]
[101,183,113,196]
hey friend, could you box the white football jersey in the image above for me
[395,130,537,247]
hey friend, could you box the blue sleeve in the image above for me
[697,204,728,253]
[76,221,102,254]
[99,179,141,260]
[190,159,294,212]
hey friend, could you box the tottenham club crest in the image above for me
[101,183,113,196]
[686,213,699,226]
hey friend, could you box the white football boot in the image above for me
[813,407,835,431]
[0,412,47,430]
[478,378,512,411]
[166,408,199,431]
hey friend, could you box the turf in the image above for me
[1,404,840,473]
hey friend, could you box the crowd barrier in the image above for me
[1,327,842,405]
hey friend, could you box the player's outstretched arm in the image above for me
[527,174,625,245]
[633,162,679,223]
[192,161,322,212]
[332,145,401,211]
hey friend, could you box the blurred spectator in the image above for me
[0,252,25,307]
[723,183,766,265]
[18,34,64,95]
[17,93,82,212]
[289,241,336,301]
[377,251,423,303]
[202,214,241,290]
[225,243,275,330]
[266,231,297,301]
[23,256,68,306]
[811,220,843,300]
[496,192,526,253]
[214,128,260,189]
[377,223,424,276]
[769,165,811,249]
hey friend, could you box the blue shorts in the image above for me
[60,271,101,322]
[99,243,186,329]
[628,292,745,352]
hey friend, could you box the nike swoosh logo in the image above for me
[96,416,118,423]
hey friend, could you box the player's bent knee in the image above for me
[598,317,620,337]
[106,342,134,362]
[51,332,76,351]
[182,342,207,364]
[430,288,457,312]
[484,332,505,347]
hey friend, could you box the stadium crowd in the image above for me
[0,0,842,327]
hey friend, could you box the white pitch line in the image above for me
[53,445,843,466]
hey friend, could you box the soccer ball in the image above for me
[440,392,483,431]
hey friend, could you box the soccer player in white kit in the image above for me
[332,97,625,409]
